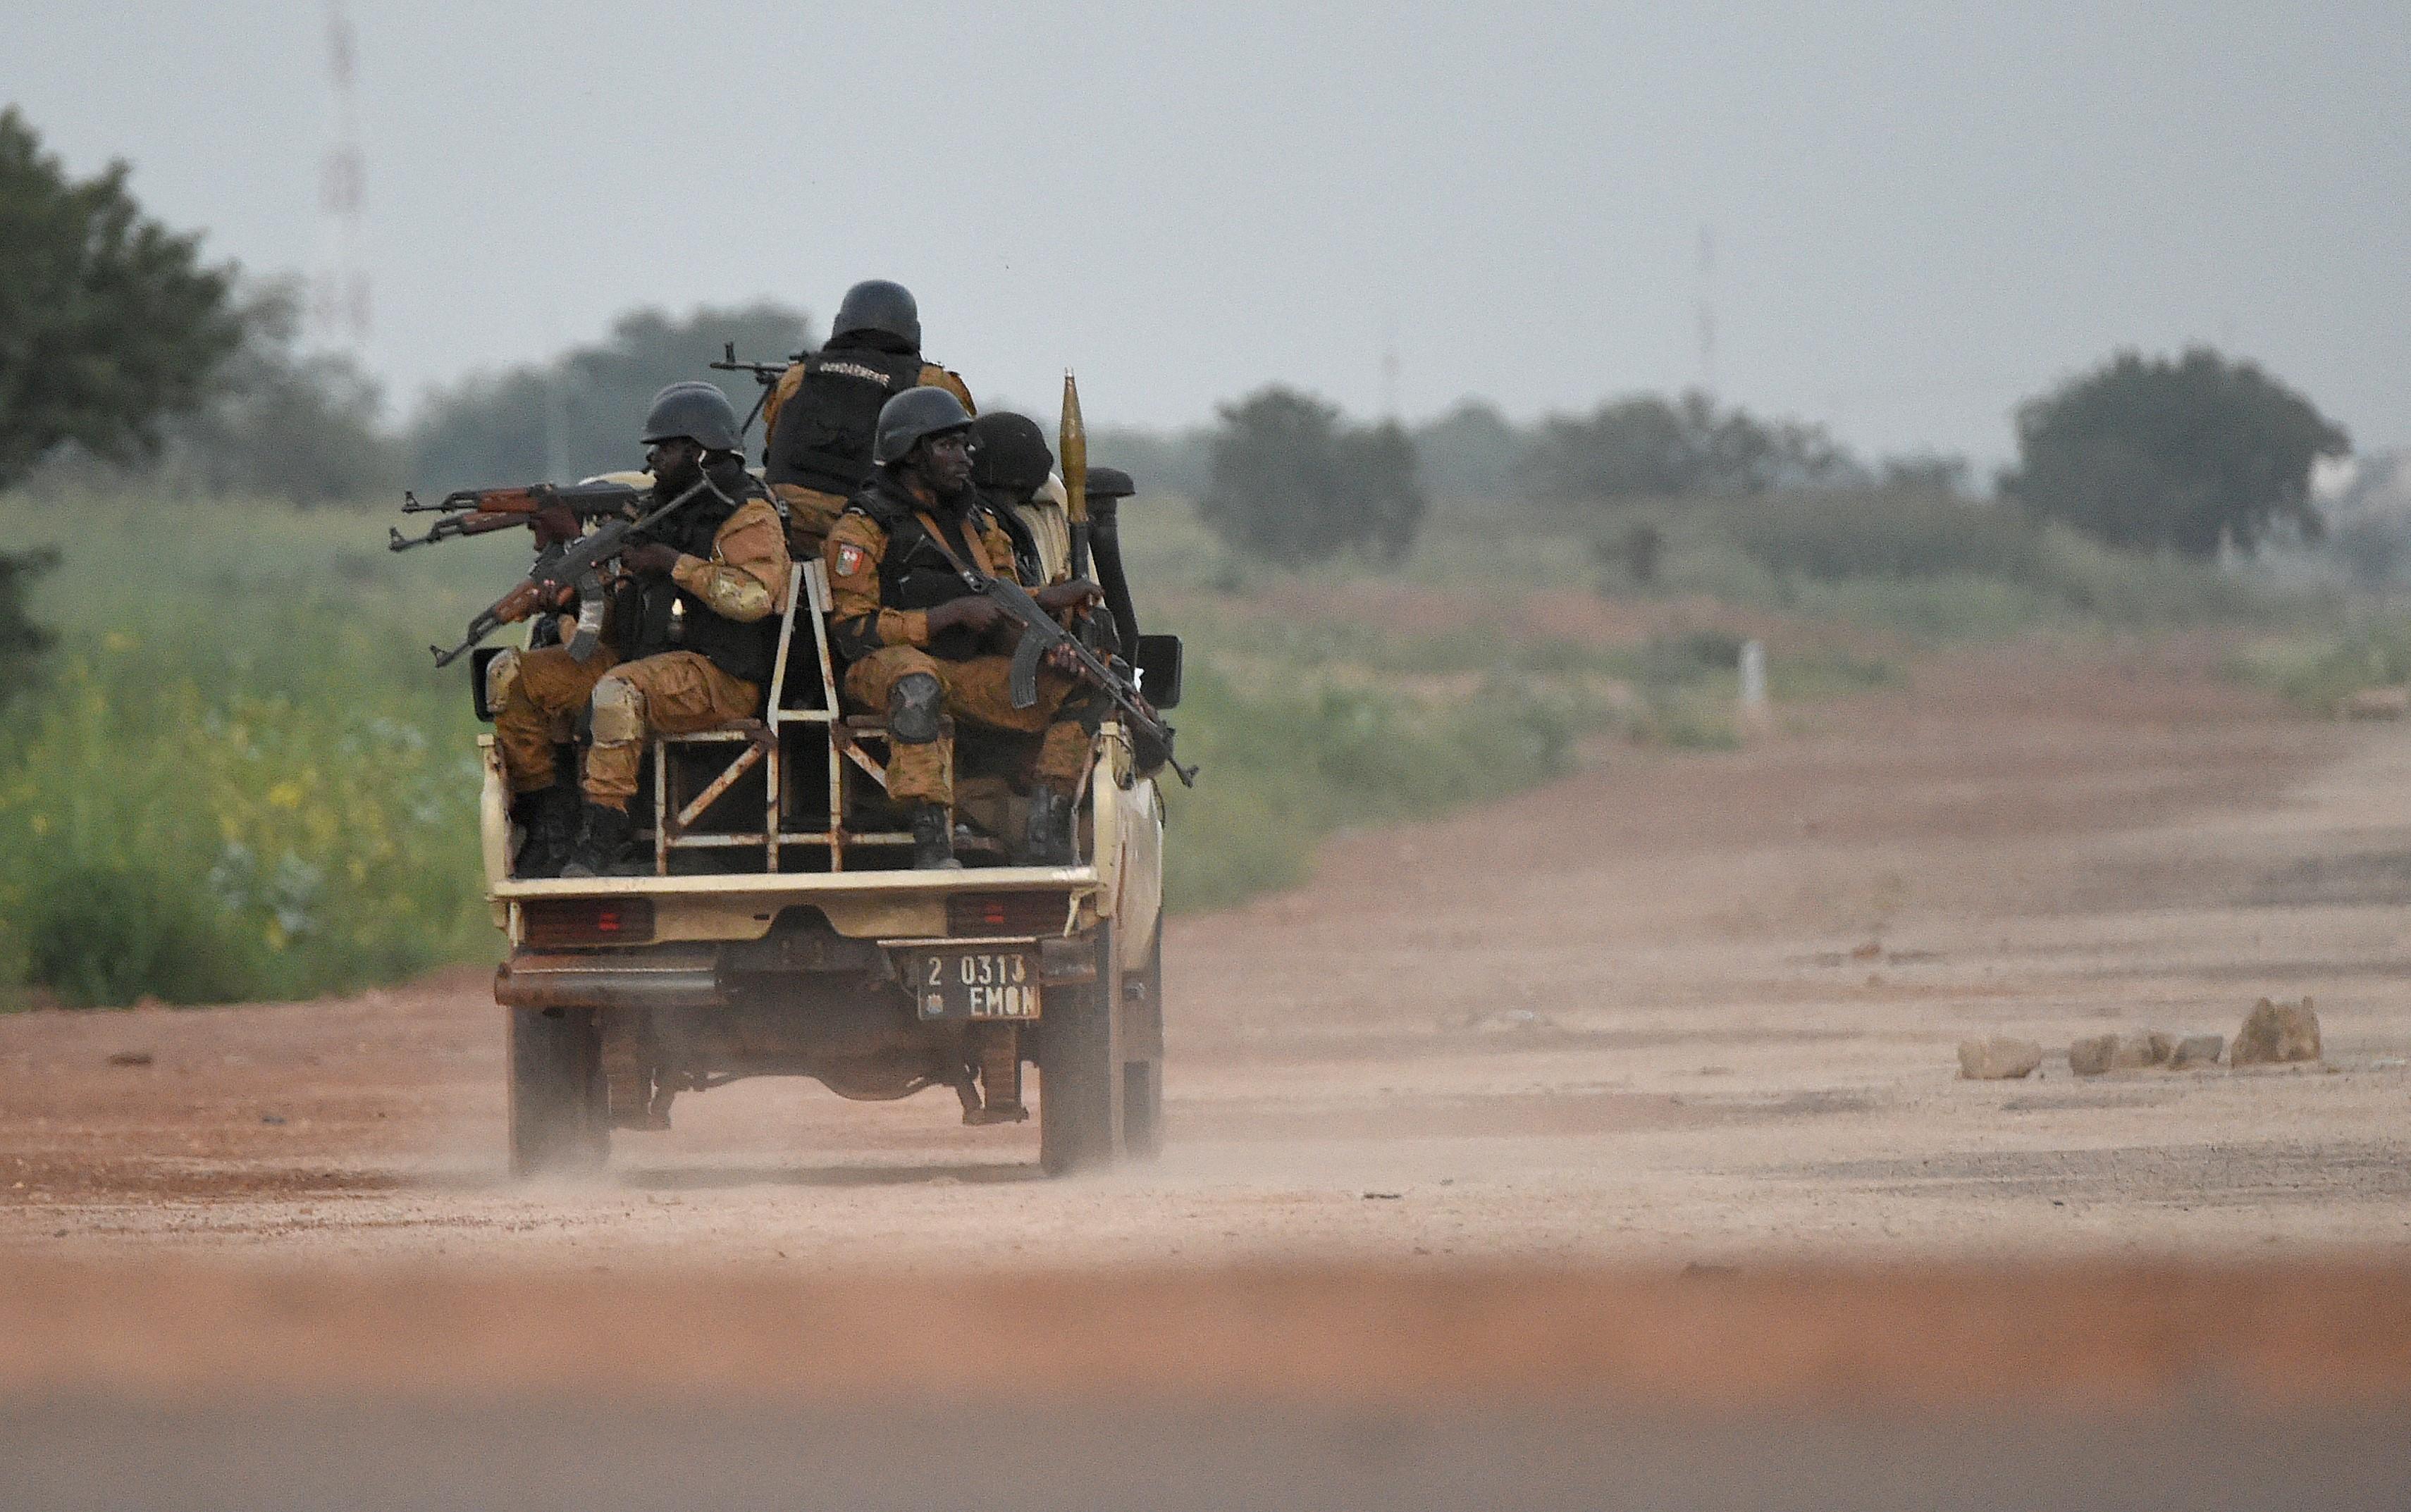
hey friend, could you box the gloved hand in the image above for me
[620,542,682,578]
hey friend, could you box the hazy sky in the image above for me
[14,1,2409,464]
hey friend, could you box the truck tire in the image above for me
[1040,921,1121,1176]
[1121,923,1165,1160]
[507,1005,608,1178]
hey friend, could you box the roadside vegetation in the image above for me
[0,474,2343,1008]
[0,101,2374,1007]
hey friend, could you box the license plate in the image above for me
[910,948,1041,1020]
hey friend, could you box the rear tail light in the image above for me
[522,897,656,948]
[946,892,1066,937]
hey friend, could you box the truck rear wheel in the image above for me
[1121,923,1165,1160]
[1040,922,1121,1176]
[507,1005,609,1178]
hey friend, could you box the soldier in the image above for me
[761,279,975,557]
[491,382,791,877]
[825,388,1105,869]
[968,410,1072,585]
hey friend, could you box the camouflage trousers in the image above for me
[841,645,1097,808]
[493,646,760,811]
[772,483,849,559]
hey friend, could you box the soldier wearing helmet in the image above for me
[493,381,791,877]
[824,388,1106,869]
[760,279,975,557]
[968,410,1075,587]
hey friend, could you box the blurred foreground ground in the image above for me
[6,638,2411,1508]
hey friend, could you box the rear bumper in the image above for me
[491,863,1098,901]
[494,931,1090,1015]
[491,865,1102,952]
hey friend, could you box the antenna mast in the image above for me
[1695,223,1717,400]
[314,1,370,352]
[1380,316,1401,423]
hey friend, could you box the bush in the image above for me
[1197,387,1428,564]
[0,545,55,708]
[1663,488,2272,636]
[1719,490,2049,583]
[1521,390,1851,503]
[23,865,252,1006]
[2229,622,2411,716]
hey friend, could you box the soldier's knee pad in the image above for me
[485,649,522,714]
[589,674,646,745]
[887,672,945,743]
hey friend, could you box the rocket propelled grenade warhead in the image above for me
[1061,371,1090,576]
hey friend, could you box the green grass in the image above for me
[1161,667,1583,909]
[0,483,2322,1007]
[0,492,530,1006]
[2226,619,2411,714]
[1633,493,2279,638]
[0,491,1610,1004]
[0,615,491,1005]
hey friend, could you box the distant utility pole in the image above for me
[314,0,371,352]
[1695,223,1717,400]
[1379,315,1401,423]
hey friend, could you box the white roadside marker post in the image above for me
[1738,638,1770,739]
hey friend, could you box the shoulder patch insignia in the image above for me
[833,543,869,577]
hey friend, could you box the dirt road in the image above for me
[10,638,2411,1507]
[7,638,2409,1263]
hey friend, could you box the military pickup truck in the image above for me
[466,469,1181,1179]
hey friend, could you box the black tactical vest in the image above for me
[853,476,996,662]
[613,461,781,690]
[765,345,928,496]
[979,485,1047,587]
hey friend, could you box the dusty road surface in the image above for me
[8,639,2411,1508]
[7,639,2410,1261]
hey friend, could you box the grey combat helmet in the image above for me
[873,385,975,466]
[641,381,744,452]
[970,411,1054,494]
[832,279,921,350]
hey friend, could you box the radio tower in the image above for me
[1379,315,1401,422]
[1694,223,1717,400]
[314,1,370,352]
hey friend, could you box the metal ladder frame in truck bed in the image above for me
[646,561,894,874]
[643,561,1092,876]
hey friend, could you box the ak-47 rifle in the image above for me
[388,481,642,552]
[710,342,801,440]
[968,566,1197,788]
[932,371,1183,786]
[428,476,713,669]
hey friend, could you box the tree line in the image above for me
[1171,347,2345,569]
[1,101,2357,611]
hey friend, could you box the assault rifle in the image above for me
[428,477,712,669]
[975,571,1197,788]
[389,481,642,552]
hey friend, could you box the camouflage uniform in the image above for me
[824,476,1098,810]
[494,462,791,811]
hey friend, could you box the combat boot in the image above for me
[561,802,641,879]
[510,783,581,879]
[911,803,963,870]
[1022,785,1076,867]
